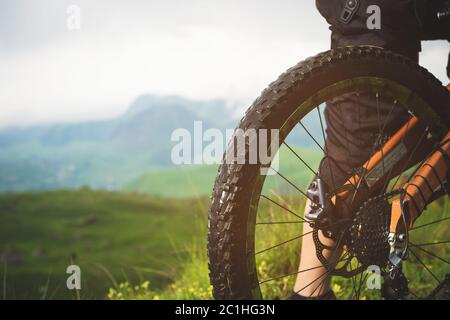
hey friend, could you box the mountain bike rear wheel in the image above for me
[208,46,450,299]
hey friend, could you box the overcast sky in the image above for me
[0,0,448,128]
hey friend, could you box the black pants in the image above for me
[315,0,420,190]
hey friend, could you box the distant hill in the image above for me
[0,95,236,191]
[0,94,325,193]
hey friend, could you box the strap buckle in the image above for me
[340,0,360,24]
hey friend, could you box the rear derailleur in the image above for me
[382,232,409,299]
[305,177,411,299]
[305,177,344,238]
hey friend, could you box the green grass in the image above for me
[124,165,219,198]
[0,189,208,299]
[109,194,450,300]
[1,181,448,300]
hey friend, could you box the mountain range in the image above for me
[0,95,324,192]
[0,95,236,191]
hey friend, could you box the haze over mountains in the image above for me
[0,95,237,191]
[0,95,323,192]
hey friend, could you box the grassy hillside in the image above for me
[1,186,448,300]
[0,189,208,299]
[124,165,219,198]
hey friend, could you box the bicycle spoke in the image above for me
[284,139,357,195]
[342,104,353,172]
[255,231,314,255]
[291,269,331,298]
[410,216,450,231]
[271,168,316,203]
[409,242,450,264]
[283,142,319,178]
[376,98,401,193]
[350,165,368,206]
[310,255,356,299]
[353,262,365,300]
[349,259,358,298]
[256,221,307,225]
[350,93,389,205]
[258,265,323,285]
[260,194,308,222]
[336,251,351,267]
[403,134,450,190]
[379,99,398,140]
[316,106,327,147]
[409,290,422,300]
[409,248,441,284]
[308,270,332,298]
[318,104,343,194]
[375,93,387,179]
[356,272,369,300]
[292,252,352,298]
[411,240,450,247]
[259,253,352,286]
[298,120,325,153]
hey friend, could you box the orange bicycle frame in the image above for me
[330,87,450,233]
[390,132,450,232]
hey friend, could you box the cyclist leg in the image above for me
[294,0,421,299]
